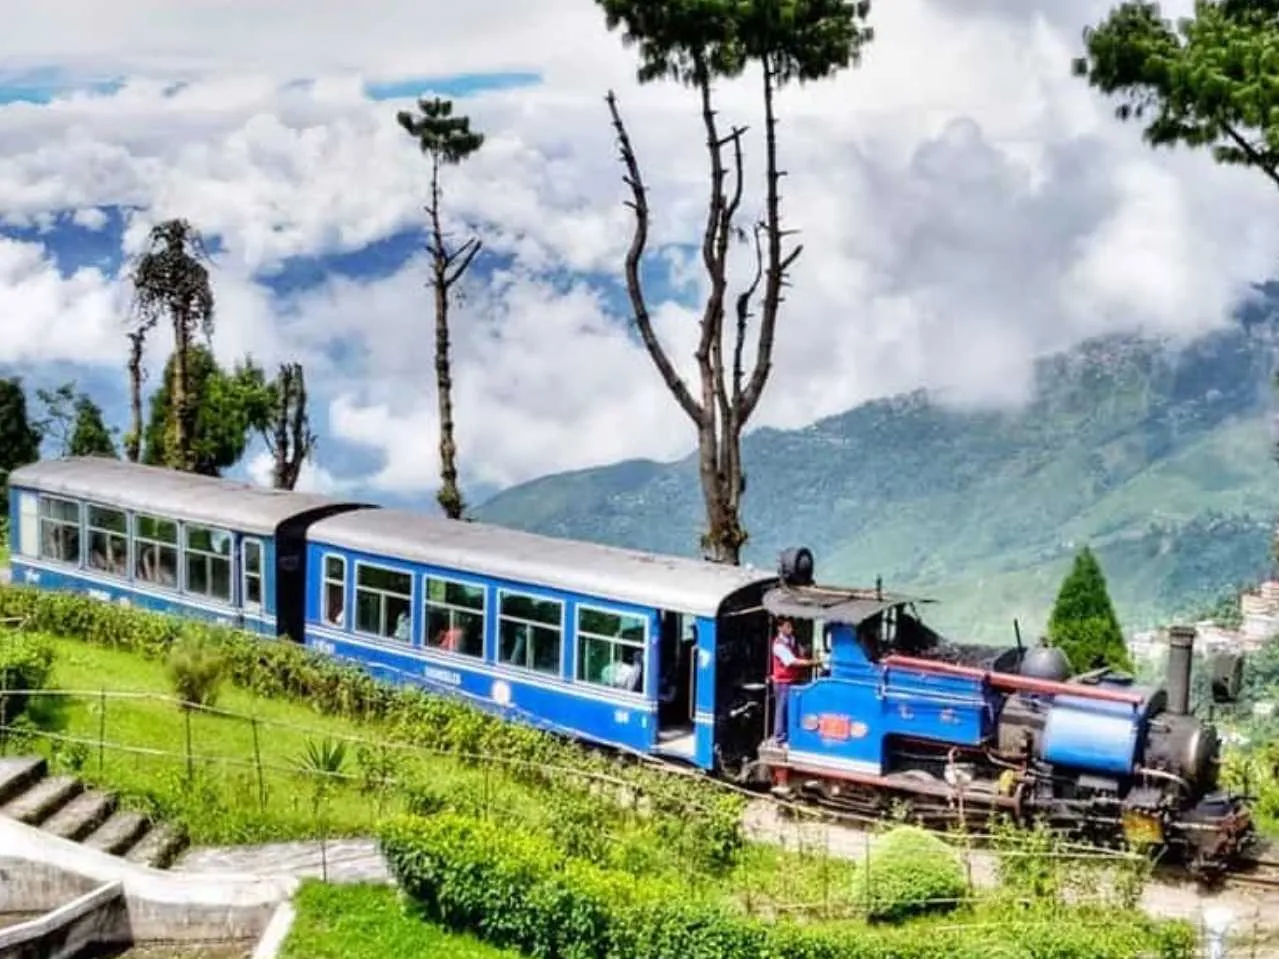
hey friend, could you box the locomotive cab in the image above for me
[748,548,1256,876]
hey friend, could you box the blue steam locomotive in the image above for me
[5,458,1256,874]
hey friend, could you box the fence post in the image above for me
[251,717,265,810]
[184,708,194,782]
[863,830,871,914]
[0,632,8,757]
[97,689,106,775]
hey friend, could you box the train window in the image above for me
[87,506,128,577]
[354,562,413,642]
[497,590,562,676]
[134,514,178,589]
[38,496,82,565]
[184,524,233,603]
[242,539,263,610]
[323,555,347,628]
[576,606,646,694]
[424,575,485,658]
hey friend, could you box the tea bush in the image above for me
[0,630,55,725]
[852,826,967,922]
[167,632,227,709]
[0,586,745,871]
[379,811,1196,959]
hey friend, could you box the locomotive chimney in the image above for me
[1166,625,1195,716]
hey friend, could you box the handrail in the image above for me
[880,655,1144,706]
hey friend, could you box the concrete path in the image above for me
[172,838,390,884]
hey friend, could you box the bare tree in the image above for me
[397,97,485,519]
[264,362,317,491]
[124,328,149,462]
[598,0,873,564]
[129,219,215,473]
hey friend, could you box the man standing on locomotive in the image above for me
[771,617,815,745]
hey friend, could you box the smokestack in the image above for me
[1166,625,1195,716]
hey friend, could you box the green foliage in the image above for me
[142,345,272,476]
[379,812,1194,959]
[69,395,118,458]
[1073,0,1279,187]
[596,0,873,87]
[1048,546,1132,672]
[0,377,41,512]
[166,633,226,709]
[397,96,484,166]
[280,882,521,959]
[33,381,117,459]
[0,585,747,867]
[0,631,55,726]
[852,826,966,922]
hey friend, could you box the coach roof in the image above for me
[9,458,367,535]
[309,507,774,618]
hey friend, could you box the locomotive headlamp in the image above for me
[778,547,814,586]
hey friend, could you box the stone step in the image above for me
[1,773,82,826]
[0,756,46,805]
[83,809,152,856]
[125,822,188,869]
[41,788,117,841]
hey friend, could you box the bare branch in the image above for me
[606,89,703,426]
[443,237,483,289]
[739,62,801,424]
[733,223,765,408]
[1220,121,1279,191]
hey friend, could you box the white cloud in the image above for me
[2,0,1278,500]
[0,238,121,364]
[244,448,348,496]
[71,206,108,230]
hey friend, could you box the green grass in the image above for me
[23,634,870,912]
[32,636,573,845]
[280,882,519,959]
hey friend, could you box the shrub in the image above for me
[852,825,967,922]
[166,633,227,710]
[0,630,55,726]
[379,811,1196,959]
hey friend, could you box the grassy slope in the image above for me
[282,883,519,959]
[40,637,557,844]
[32,636,866,909]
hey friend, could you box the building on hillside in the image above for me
[1126,580,1279,665]
[1240,580,1279,641]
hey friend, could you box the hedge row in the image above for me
[0,585,745,870]
[379,812,1196,959]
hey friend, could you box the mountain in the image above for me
[475,298,1279,643]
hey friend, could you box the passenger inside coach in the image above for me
[602,647,642,692]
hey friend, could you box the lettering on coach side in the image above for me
[424,666,462,687]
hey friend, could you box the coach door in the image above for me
[655,611,697,760]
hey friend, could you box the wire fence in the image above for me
[1,687,1276,955]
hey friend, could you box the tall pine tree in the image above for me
[0,378,41,513]
[1047,546,1132,673]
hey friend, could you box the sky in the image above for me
[2,0,1278,509]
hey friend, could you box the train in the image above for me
[4,457,1257,875]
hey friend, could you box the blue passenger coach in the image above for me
[6,458,367,638]
[303,507,774,769]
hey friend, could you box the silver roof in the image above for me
[763,584,933,625]
[8,458,365,535]
[309,507,774,617]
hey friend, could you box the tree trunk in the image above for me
[272,366,291,490]
[125,331,145,463]
[430,154,465,520]
[169,313,191,471]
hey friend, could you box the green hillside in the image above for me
[475,315,1279,642]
